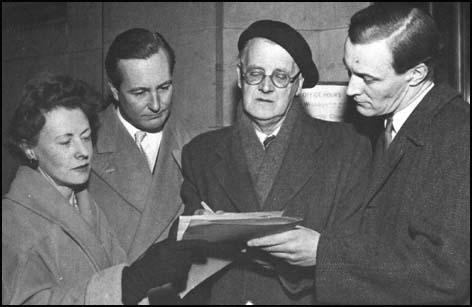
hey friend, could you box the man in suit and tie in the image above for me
[180,20,372,304]
[88,28,196,264]
[249,5,470,304]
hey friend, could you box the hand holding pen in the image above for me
[194,201,225,215]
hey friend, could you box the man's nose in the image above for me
[258,75,275,93]
[148,92,161,112]
[346,75,363,97]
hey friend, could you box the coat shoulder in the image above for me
[432,95,470,132]
[302,114,370,148]
[2,199,41,252]
[184,126,233,153]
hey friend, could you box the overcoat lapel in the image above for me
[5,166,112,271]
[364,84,457,206]
[212,128,261,213]
[92,106,151,212]
[364,138,407,205]
[211,102,323,214]
[264,117,323,211]
[128,125,185,261]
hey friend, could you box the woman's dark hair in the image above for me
[349,4,441,76]
[7,72,102,167]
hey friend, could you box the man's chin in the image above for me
[355,104,375,117]
[139,112,170,133]
[246,112,285,128]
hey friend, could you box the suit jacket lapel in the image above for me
[92,105,151,212]
[212,127,261,213]
[5,166,112,270]
[264,116,323,211]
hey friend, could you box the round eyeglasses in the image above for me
[239,66,301,88]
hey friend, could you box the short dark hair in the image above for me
[348,4,441,76]
[105,28,176,88]
[7,72,102,167]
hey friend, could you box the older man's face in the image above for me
[237,38,303,127]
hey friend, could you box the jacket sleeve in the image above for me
[322,128,373,234]
[180,143,204,215]
[2,243,133,305]
[315,117,470,304]
[276,128,373,294]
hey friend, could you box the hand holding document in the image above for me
[176,209,302,243]
[177,202,303,298]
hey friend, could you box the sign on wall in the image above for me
[300,82,349,122]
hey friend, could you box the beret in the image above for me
[238,20,319,88]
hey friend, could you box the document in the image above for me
[176,211,302,243]
[178,257,232,298]
[177,211,302,297]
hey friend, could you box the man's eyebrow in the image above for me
[356,71,380,79]
[157,80,172,88]
[80,127,91,135]
[127,87,148,93]
[245,64,264,70]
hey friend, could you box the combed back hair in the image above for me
[105,28,176,88]
[7,72,102,166]
[349,4,441,76]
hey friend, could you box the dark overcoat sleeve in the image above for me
[180,140,205,215]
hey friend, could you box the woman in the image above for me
[2,73,202,304]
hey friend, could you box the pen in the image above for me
[200,201,215,213]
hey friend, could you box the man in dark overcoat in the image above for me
[181,20,372,304]
[250,5,470,304]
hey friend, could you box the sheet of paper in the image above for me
[178,257,232,298]
[176,211,303,297]
[177,211,302,243]
[176,216,192,241]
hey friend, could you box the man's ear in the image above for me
[236,65,242,89]
[108,82,120,101]
[295,75,305,96]
[407,63,429,87]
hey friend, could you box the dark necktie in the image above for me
[263,135,276,150]
[383,116,394,151]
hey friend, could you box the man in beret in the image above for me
[180,20,372,304]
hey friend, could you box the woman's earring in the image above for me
[26,150,38,168]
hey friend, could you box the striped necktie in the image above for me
[383,116,394,151]
[263,135,276,150]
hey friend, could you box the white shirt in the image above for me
[254,125,282,148]
[387,82,434,140]
[116,107,162,171]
